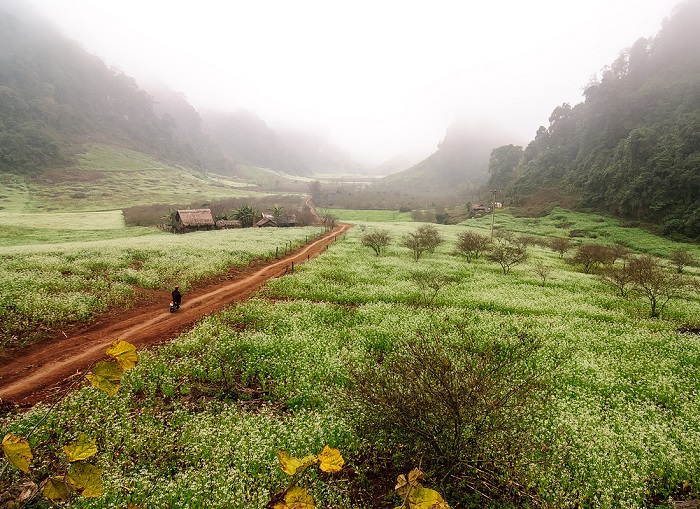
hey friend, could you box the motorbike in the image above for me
[169,300,180,313]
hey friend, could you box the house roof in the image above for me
[176,209,215,227]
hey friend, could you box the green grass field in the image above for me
[0,144,278,213]
[2,211,699,508]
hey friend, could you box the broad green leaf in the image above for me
[283,486,315,509]
[63,433,98,462]
[2,433,33,473]
[86,361,124,396]
[42,476,73,501]
[408,485,450,509]
[317,445,344,473]
[68,463,104,497]
[106,340,138,370]
[276,449,317,476]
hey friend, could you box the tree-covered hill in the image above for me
[488,0,700,240]
[376,121,513,200]
[0,2,233,175]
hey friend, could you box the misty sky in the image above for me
[26,0,676,166]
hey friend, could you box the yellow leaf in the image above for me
[2,433,33,473]
[408,485,450,509]
[284,486,315,509]
[318,445,344,473]
[42,476,73,501]
[276,449,317,476]
[106,340,138,370]
[68,463,104,497]
[407,468,424,486]
[63,433,98,462]
[86,361,124,396]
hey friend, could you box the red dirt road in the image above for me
[0,224,350,407]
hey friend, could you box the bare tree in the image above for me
[549,237,573,259]
[488,233,528,275]
[401,224,443,261]
[532,260,552,286]
[454,230,490,262]
[669,249,695,274]
[598,258,634,297]
[628,254,692,317]
[410,269,455,305]
[360,229,391,256]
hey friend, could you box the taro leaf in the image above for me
[86,361,124,396]
[275,486,315,509]
[317,445,344,473]
[2,433,33,473]
[68,462,104,497]
[63,433,98,462]
[276,449,317,476]
[42,476,73,501]
[106,340,138,370]
[407,485,450,509]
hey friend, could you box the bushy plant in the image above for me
[341,327,552,504]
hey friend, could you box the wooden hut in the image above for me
[175,209,215,231]
[216,219,243,229]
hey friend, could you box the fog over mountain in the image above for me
[22,0,675,166]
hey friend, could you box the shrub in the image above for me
[342,329,552,503]
[453,231,490,262]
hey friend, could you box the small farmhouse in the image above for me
[255,213,277,228]
[216,219,242,229]
[175,209,215,231]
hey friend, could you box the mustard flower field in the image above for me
[2,211,700,508]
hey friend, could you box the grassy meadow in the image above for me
[0,144,278,214]
[2,208,700,508]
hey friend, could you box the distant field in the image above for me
[317,208,413,222]
[0,144,277,213]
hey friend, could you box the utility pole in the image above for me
[490,189,497,241]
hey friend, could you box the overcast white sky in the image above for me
[26,0,677,165]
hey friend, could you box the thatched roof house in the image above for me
[216,219,242,229]
[175,209,215,230]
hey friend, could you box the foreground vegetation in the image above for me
[2,209,700,508]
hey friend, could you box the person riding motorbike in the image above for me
[171,286,182,310]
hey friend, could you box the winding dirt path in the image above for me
[0,223,351,408]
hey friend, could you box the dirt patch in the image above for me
[0,224,350,407]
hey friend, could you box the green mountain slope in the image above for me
[489,0,700,240]
[0,2,225,174]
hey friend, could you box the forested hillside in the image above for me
[382,122,508,195]
[0,3,234,174]
[488,0,700,240]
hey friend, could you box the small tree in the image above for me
[598,258,634,297]
[571,244,609,274]
[454,231,490,262]
[628,254,691,317]
[361,230,391,256]
[401,225,443,261]
[410,269,455,305]
[549,237,572,258]
[532,260,552,286]
[669,249,695,274]
[488,233,528,275]
[417,224,444,253]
